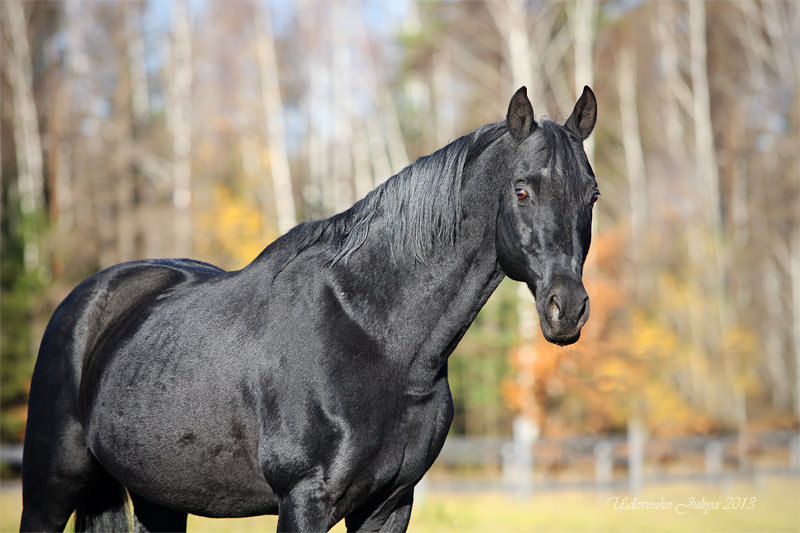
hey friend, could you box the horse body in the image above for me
[26,197,504,529]
[21,86,597,532]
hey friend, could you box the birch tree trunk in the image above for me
[539,17,574,114]
[571,0,597,160]
[689,0,722,236]
[3,0,44,271]
[352,22,391,187]
[688,0,746,441]
[488,0,537,100]
[126,1,149,259]
[618,45,656,451]
[430,50,457,148]
[656,1,710,409]
[256,3,296,235]
[351,119,372,200]
[298,1,329,218]
[570,0,598,280]
[127,3,149,127]
[377,86,409,178]
[792,230,800,421]
[617,46,647,299]
[330,3,354,214]
[113,26,134,264]
[47,1,76,270]
[794,5,800,422]
[169,0,193,258]
[350,11,408,180]
[657,2,691,153]
[63,0,91,245]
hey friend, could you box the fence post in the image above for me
[505,415,536,499]
[705,440,723,479]
[501,441,515,492]
[628,417,646,496]
[595,440,613,488]
[790,434,800,472]
[415,475,428,506]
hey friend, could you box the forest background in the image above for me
[1,0,798,450]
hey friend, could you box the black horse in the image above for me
[21,86,597,532]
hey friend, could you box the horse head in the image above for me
[495,86,598,346]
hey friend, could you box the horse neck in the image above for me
[337,185,504,390]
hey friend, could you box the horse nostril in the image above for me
[577,296,590,327]
[547,294,561,324]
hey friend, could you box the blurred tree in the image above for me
[1,0,798,447]
[3,0,44,272]
[570,0,596,159]
[0,0,57,442]
[168,0,193,257]
[255,1,296,234]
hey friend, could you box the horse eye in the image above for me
[516,188,529,201]
[590,192,600,205]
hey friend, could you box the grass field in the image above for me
[1,476,797,532]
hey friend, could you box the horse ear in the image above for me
[564,86,597,141]
[506,86,537,141]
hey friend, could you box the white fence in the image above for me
[429,429,800,495]
[3,431,799,494]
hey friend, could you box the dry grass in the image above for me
[1,476,797,532]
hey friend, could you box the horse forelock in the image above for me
[539,120,591,219]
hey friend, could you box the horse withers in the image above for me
[21,86,597,532]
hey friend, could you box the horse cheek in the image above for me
[496,214,529,282]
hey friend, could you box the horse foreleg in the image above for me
[344,489,414,532]
[376,490,413,533]
[129,492,188,533]
[275,478,333,533]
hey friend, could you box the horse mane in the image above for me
[269,121,508,272]
[539,119,592,223]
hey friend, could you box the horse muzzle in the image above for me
[537,274,590,346]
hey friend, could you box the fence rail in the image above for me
[430,429,800,496]
[3,431,799,495]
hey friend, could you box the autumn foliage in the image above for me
[2,0,797,445]
[504,226,720,437]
